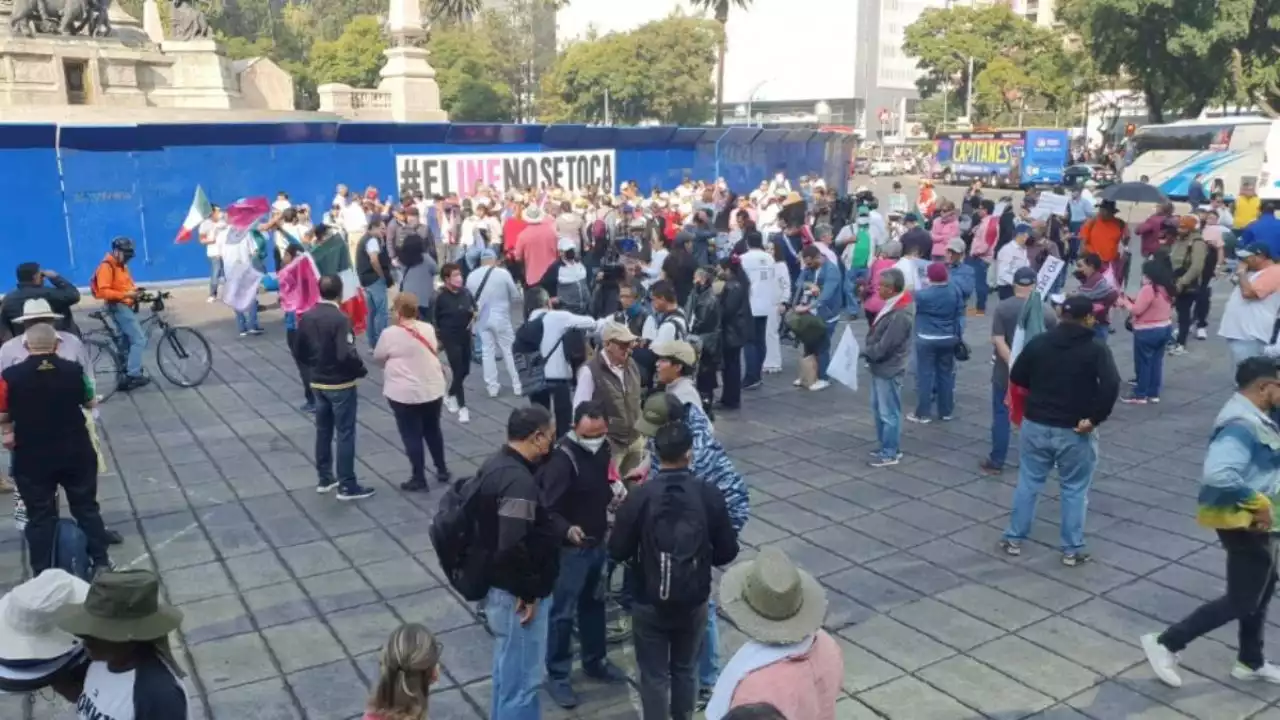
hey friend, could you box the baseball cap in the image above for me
[1238,243,1272,259]
[1062,295,1093,320]
[903,211,922,224]
[946,238,966,254]
[602,322,637,345]
[636,393,678,437]
[652,340,696,367]
[1013,267,1037,287]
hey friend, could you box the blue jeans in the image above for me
[967,258,990,311]
[1003,419,1099,553]
[914,337,958,418]
[817,321,837,380]
[235,299,260,333]
[488,586,550,720]
[208,257,224,296]
[742,316,768,387]
[365,279,389,349]
[314,387,358,492]
[108,303,146,377]
[546,546,608,684]
[1093,323,1110,343]
[1228,339,1266,370]
[1132,326,1171,399]
[989,381,1011,467]
[871,374,903,458]
[700,596,719,688]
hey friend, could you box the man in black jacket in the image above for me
[610,419,738,720]
[539,401,628,708]
[476,406,560,719]
[1000,295,1120,567]
[292,275,375,501]
[0,263,80,339]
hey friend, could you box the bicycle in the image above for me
[83,291,213,402]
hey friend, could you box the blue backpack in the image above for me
[51,518,93,582]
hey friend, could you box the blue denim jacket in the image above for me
[798,260,842,323]
[913,282,964,337]
[1199,393,1280,530]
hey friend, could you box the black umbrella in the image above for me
[1099,181,1169,205]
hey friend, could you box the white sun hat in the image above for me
[0,570,89,662]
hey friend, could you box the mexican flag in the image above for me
[309,230,368,335]
[175,186,212,243]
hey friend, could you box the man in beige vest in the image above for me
[572,323,645,475]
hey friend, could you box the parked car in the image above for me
[1063,163,1115,188]
[869,159,895,177]
[852,157,872,175]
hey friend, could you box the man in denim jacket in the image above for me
[795,246,843,387]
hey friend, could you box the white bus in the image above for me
[1121,116,1280,201]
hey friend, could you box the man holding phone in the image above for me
[537,401,629,709]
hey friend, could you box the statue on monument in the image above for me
[170,0,210,40]
[8,0,110,37]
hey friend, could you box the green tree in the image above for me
[428,24,515,121]
[688,0,751,127]
[538,13,719,125]
[309,15,386,88]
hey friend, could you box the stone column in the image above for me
[142,0,164,44]
[376,0,446,122]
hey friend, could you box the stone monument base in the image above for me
[376,46,447,122]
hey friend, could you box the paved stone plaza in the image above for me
[0,283,1268,720]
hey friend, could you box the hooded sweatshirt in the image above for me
[930,214,960,258]
[1009,322,1120,429]
[1198,393,1280,530]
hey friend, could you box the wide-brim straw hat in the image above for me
[719,547,827,645]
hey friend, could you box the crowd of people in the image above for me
[3,166,1280,718]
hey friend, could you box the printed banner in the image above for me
[1035,257,1065,296]
[396,150,617,198]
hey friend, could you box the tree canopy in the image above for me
[538,13,721,125]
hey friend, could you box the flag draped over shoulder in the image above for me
[175,186,212,244]
[278,254,320,316]
[310,231,367,335]
[1006,290,1047,426]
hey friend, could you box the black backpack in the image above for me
[563,327,589,370]
[428,475,490,601]
[639,474,712,608]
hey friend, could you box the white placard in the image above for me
[1035,256,1066,295]
[993,202,1008,218]
[1029,206,1052,222]
[827,325,860,391]
[396,149,617,197]
[1036,193,1069,217]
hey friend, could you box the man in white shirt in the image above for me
[272,191,292,214]
[739,231,778,390]
[341,197,370,263]
[467,249,523,397]
[199,205,226,303]
[767,171,792,198]
[1221,243,1280,366]
[526,288,609,437]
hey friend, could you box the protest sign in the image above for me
[1035,256,1066,295]
[396,150,616,197]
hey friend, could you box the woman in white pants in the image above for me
[763,241,793,373]
[466,248,524,396]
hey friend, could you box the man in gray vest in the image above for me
[572,323,645,475]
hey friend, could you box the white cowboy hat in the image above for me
[719,547,827,645]
[14,299,59,325]
[522,205,546,224]
[0,570,89,662]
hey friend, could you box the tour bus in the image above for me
[933,128,1070,187]
[1121,116,1280,200]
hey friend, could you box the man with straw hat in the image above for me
[54,569,188,718]
[707,547,843,720]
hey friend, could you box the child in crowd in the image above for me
[364,624,442,720]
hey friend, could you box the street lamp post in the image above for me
[745,78,772,127]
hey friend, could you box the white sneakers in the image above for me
[459,407,470,424]
[1195,327,1208,341]
[488,388,501,399]
[1141,634,1182,688]
[444,396,459,413]
[1142,632,1280,688]
[808,380,830,392]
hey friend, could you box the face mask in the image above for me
[570,432,607,454]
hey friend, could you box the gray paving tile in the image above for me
[179,594,255,645]
[918,654,1055,718]
[262,619,347,674]
[189,631,278,692]
[161,561,235,605]
[838,615,956,671]
[857,675,976,720]
[1017,616,1145,676]
[760,536,853,577]
[970,635,1103,700]
[805,524,899,564]
[936,583,1052,631]
[823,566,921,612]
[287,660,367,720]
[224,550,294,591]
[206,677,301,720]
[888,597,1005,651]
[1117,663,1267,719]
[752,500,835,533]
[243,581,316,629]
[278,539,352,578]
[300,568,380,613]
[865,553,967,595]
[836,636,905,693]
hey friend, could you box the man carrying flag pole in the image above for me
[309,225,368,336]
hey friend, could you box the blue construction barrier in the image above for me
[0,122,855,286]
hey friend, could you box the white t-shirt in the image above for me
[1220,266,1280,342]
[199,219,224,258]
[272,199,292,213]
[341,203,368,236]
[276,222,305,252]
[996,242,1030,287]
[893,257,924,291]
[740,249,778,316]
[77,657,189,720]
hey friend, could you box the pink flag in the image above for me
[278,254,320,316]
[226,197,270,231]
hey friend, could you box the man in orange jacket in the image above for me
[1080,199,1128,280]
[92,237,150,391]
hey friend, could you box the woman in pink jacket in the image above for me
[1117,259,1175,404]
[929,202,961,260]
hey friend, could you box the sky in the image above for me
[555,0,859,105]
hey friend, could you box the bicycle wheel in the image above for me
[155,326,213,388]
[85,337,122,403]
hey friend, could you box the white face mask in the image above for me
[571,433,607,454]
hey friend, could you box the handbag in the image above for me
[514,335,566,396]
[952,286,970,361]
[399,323,453,389]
